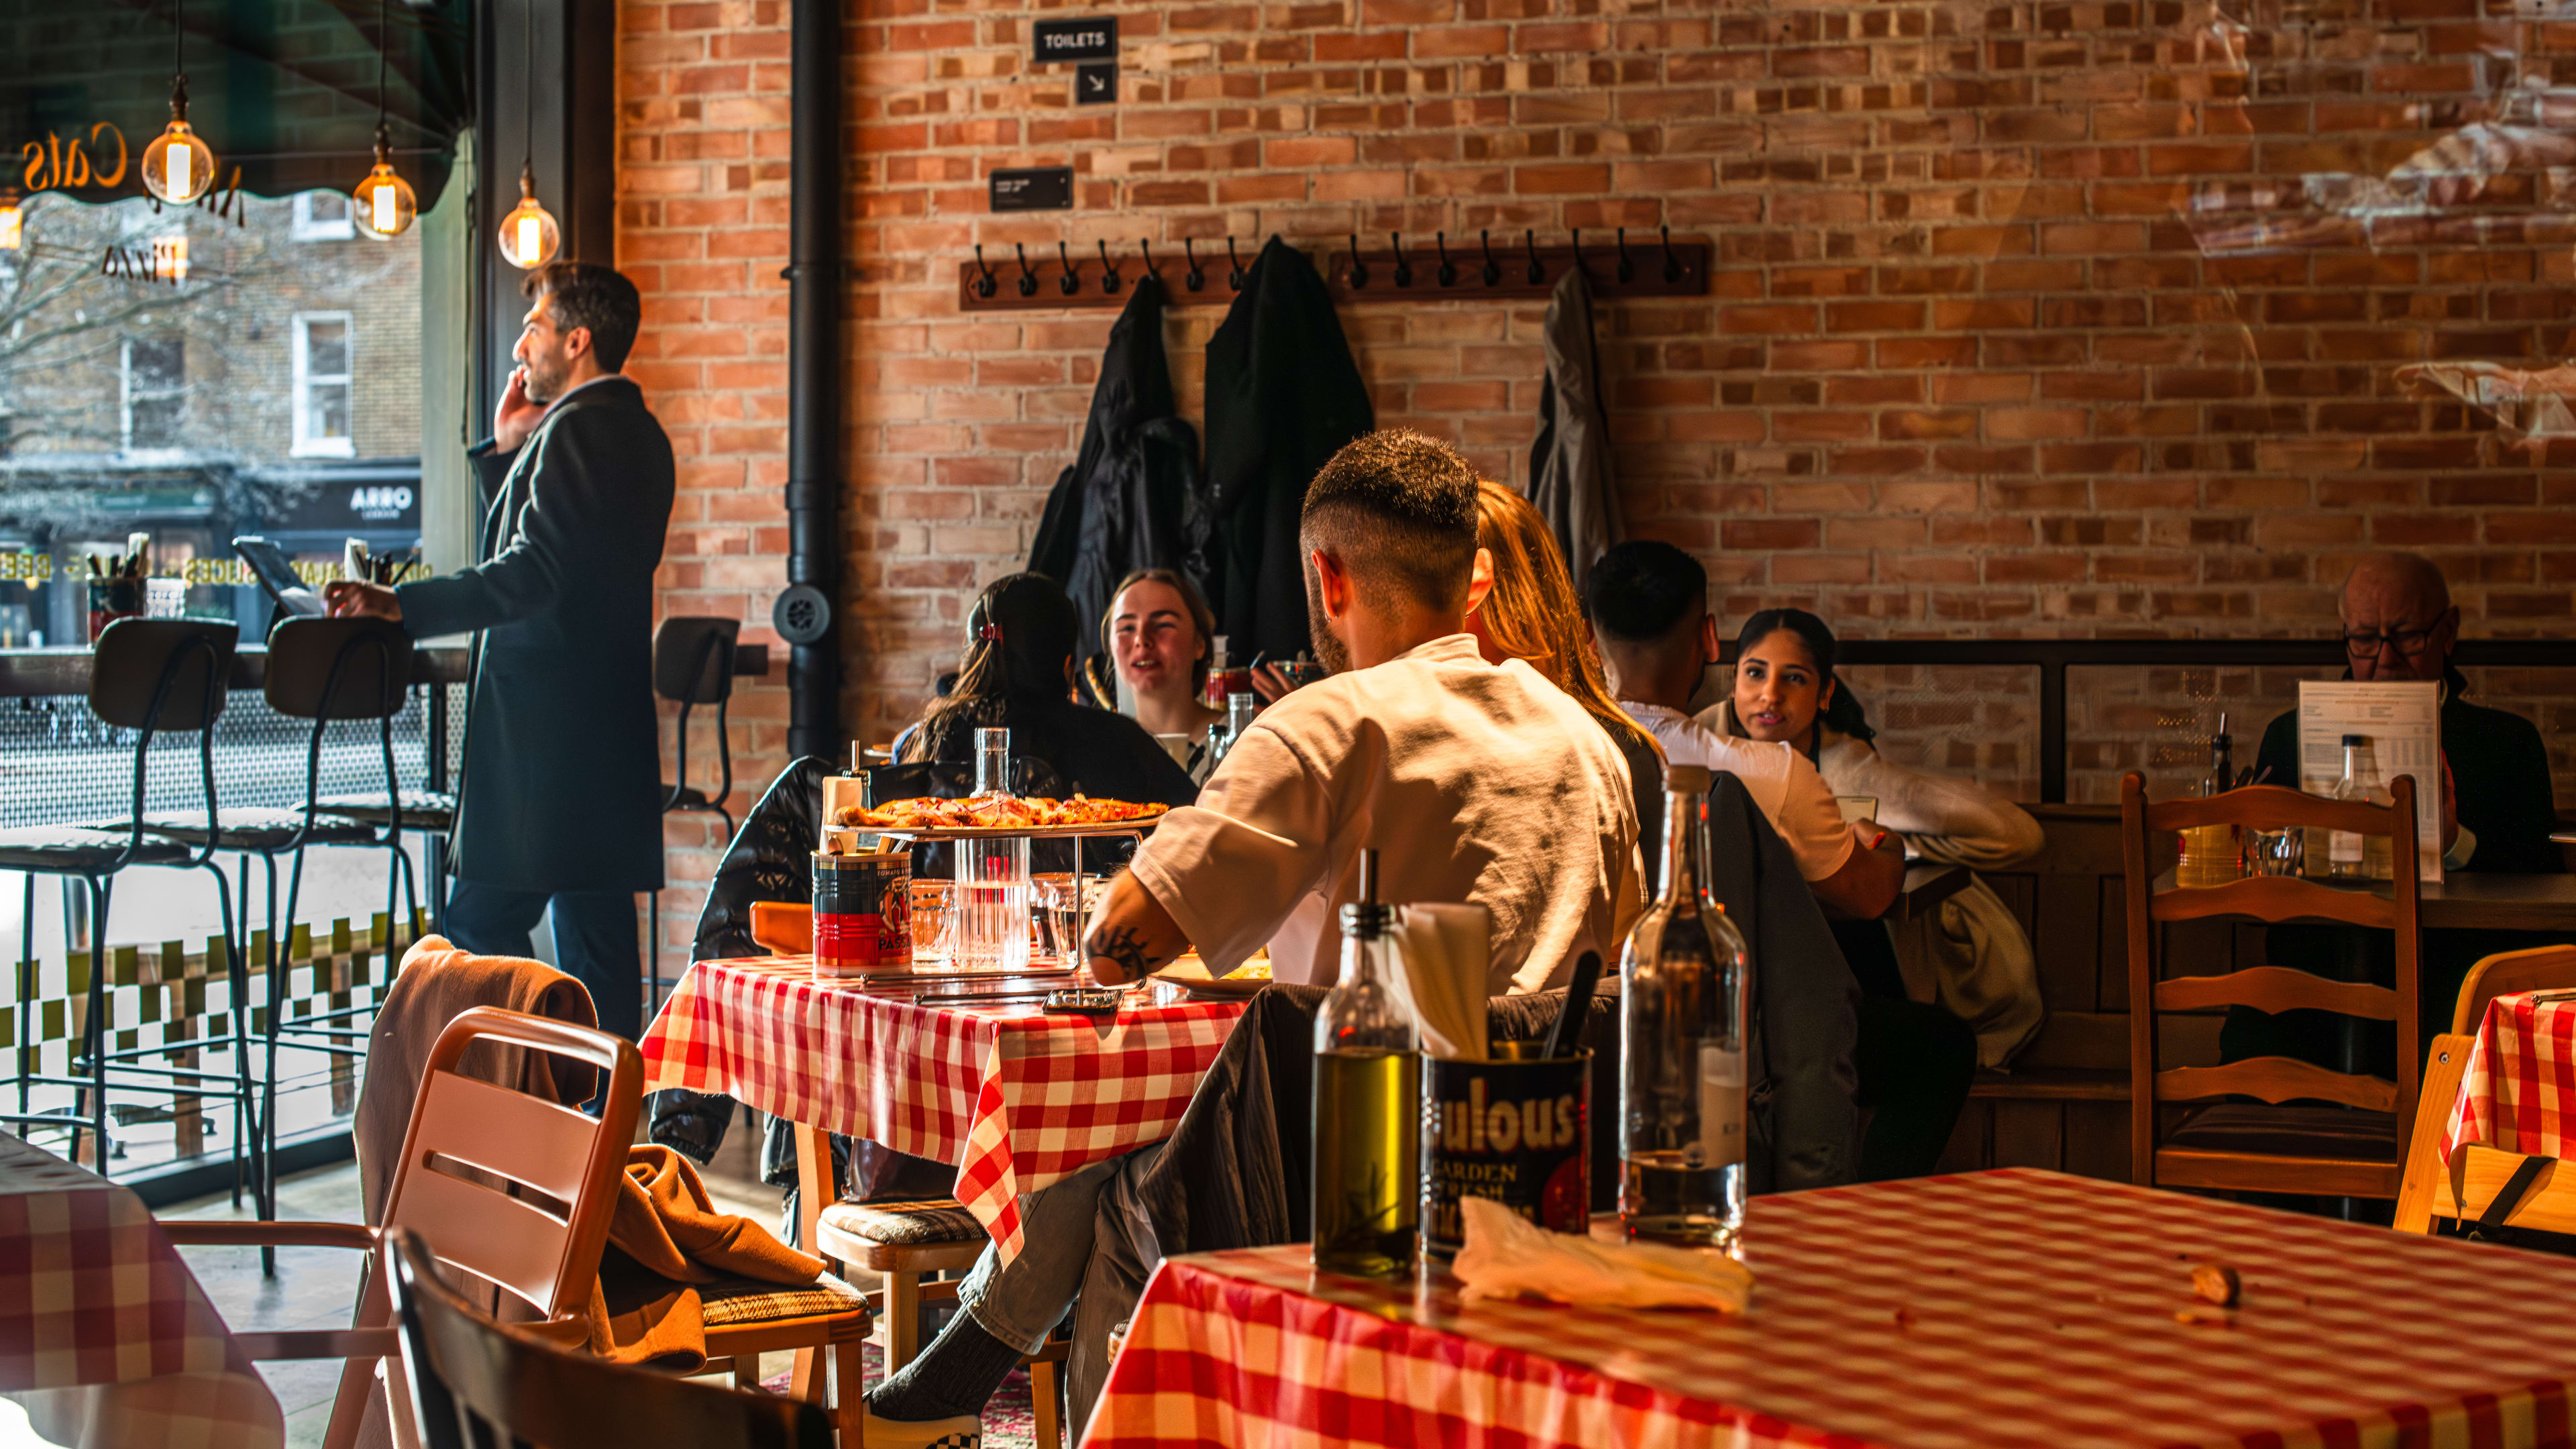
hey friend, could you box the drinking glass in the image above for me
[909,879,953,965]
[2247,826,2303,877]
[1033,873,1105,963]
[144,578,186,619]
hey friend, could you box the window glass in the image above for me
[292,312,355,457]
[123,337,184,450]
[290,192,356,241]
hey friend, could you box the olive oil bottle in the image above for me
[1312,849,1419,1275]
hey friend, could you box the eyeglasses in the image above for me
[2342,626,2438,658]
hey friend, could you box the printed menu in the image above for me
[2296,680,2443,883]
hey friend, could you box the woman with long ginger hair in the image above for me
[1464,479,1669,880]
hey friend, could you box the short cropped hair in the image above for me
[1299,430,1481,612]
[524,262,642,372]
[1585,540,1707,642]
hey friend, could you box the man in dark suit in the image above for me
[326,262,674,1039]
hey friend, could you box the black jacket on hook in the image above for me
[1527,267,1623,595]
[1198,238,1374,660]
[1027,276,1201,671]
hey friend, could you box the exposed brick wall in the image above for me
[616,0,2576,938]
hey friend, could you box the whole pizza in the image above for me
[834,794,1170,831]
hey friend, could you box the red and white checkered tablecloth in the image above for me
[1086,1168,2576,1449]
[0,1130,283,1449]
[639,955,1246,1259]
[2444,990,2576,1163]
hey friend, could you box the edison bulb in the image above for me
[142,118,217,206]
[0,195,19,251]
[354,161,416,240]
[497,170,560,269]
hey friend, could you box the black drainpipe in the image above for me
[777,0,841,763]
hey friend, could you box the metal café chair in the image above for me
[647,616,739,1011]
[250,616,422,1261]
[0,619,256,1205]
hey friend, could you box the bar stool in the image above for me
[250,616,419,1259]
[0,619,256,1202]
[647,616,739,1010]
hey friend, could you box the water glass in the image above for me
[144,578,187,619]
[1033,873,1105,963]
[908,879,953,964]
[2247,826,2303,877]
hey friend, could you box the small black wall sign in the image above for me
[1032,17,1117,63]
[1075,61,1118,105]
[990,166,1075,212]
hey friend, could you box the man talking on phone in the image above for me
[326,262,674,1040]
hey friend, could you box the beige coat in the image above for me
[1810,734,2045,1068]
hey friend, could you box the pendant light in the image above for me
[0,190,21,251]
[495,0,559,268]
[141,0,217,207]
[352,0,416,239]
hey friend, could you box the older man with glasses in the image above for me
[2233,553,2566,1105]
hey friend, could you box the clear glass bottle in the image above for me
[2326,733,2390,881]
[1226,691,1258,743]
[952,727,1032,971]
[2176,714,2239,888]
[1312,849,1419,1276]
[1620,764,1752,1249]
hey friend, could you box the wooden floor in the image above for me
[164,1111,786,1446]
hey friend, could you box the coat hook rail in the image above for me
[953,231,1711,311]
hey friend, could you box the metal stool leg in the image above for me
[80,876,109,1174]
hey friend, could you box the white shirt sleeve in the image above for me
[1767,746,1860,883]
[1124,724,1330,975]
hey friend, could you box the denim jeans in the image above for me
[951,1154,1133,1353]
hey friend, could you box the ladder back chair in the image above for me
[386,1226,833,1449]
[2121,772,2424,1201]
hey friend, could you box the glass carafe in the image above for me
[951,727,1032,971]
[1620,764,1752,1249]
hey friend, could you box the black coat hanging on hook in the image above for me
[1026,274,1202,677]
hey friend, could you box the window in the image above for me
[291,313,355,458]
[121,337,185,451]
[290,192,355,241]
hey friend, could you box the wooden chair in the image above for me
[2451,944,2576,1034]
[386,1226,831,1449]
[2121,772,2422,1200]
[2392,1030,2576,1237]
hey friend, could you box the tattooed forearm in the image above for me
[1086,923,1153,986]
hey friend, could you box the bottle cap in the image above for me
[2342,733,2366,747]
[849,740,863,771]
[1342,847,1392,938]
[1664,763,1713,792]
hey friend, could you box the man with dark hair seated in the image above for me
[1585,539,1904,918]
[861,429,1642,1448]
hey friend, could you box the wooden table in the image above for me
[2154,868,2576,932]
[1087,1169,2576,1449]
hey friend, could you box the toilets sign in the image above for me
[1030,17,1116,63]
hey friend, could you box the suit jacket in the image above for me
[398,376,675,892]
[1527,267,1623,596]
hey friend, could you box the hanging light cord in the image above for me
[172,0,183,93]
[376,0,388,142]
[523,0,535,173]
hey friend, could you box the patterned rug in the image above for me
[765,1342,1040,1448]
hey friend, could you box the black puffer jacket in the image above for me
[1028,276,1201,673]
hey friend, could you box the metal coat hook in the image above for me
[1522,229,1544,286]
[1570,226,1589,279]
[1139,239,1161,281]
[972,244,999,299]
[1347,233,1370,290]
[1434,231,1458,288]
[1183,239,1206,292]
[1660,225,1682,284]
[1014,241,1038,297]
[1097,238,1122,294]
[1479,229,1501,286]
[1615,227,1635,284]
[1389,231,1412,288]
[1057,239,1079,296]
[1226,237,1246,290]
